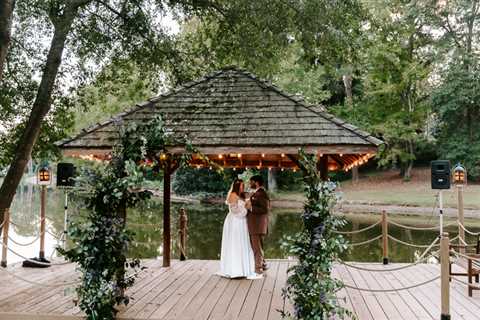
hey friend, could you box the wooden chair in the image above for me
[449,236,480,297]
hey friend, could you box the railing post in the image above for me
[440,232,450,320]
[1,208,10,267]
[382,210,389,265]
[457,185,465,253]
[179,208,188,261]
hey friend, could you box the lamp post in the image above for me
[453,163,466,251]
[37,165,51,262]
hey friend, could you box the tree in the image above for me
[0,0,15,81]
[353,0,433,180]
[425,0,480,178]
[431,57,480,178]
[71,60,159,133]
[0,0,225,235]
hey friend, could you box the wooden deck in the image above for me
[334,262,480,320]
[0,260,479,319]
[0,259,293,320]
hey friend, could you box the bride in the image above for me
[218,178,258,279]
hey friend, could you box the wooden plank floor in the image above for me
[335,262,480,320]
[0,259,292,320]
[1,260,480,319]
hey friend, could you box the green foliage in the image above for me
[59,115,203,320]
[335,1,433,178]
[173,167,233,196]
[281,150,349,320]
[275,170,304,192]
[431,56,480,178]
[72,61,158,134]
[274,45,331,104]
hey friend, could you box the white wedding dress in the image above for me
[218,199,256,278]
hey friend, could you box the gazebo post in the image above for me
[317,155,329,181]
[163,158,172,268]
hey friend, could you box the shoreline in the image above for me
[170,193,479,219]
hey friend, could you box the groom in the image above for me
[246,175,270,277]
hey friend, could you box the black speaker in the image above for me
[431,160,451,189]
[57,162,76,187]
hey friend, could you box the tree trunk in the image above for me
[402,140,414,181]
[0,0,15,82]
[0,5,79,236]
[342,73,353,106]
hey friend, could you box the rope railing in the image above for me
[338,254,437,273]
[341,275,440,292]
[387,234,441,248]
[388,220,455,231]
[45,229,64,240]
[450,249,480,264]
[345,234,382,247]
[1,241,70,266]
[339,237,440,272]
[8,235,41,247]
[333,219,381,235]
[9,216,47,228]
[457,222,480,236]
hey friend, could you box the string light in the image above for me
[261,153,265,158]
[281,153,285,158]
[339,153,343,157]
[233,167,237,171]
[237,153,242,158]
[218,154,223,159]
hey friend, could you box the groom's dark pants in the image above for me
[250,234,265,274]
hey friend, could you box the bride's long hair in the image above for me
[226,178,246,204]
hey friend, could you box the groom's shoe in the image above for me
[247,273,264,280]
[262,263,269,271]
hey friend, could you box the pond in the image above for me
[5,182,480,265]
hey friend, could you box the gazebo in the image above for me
[57,67,382,267]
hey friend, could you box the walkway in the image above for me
[334,262,480,320]
[0,260,479,319]
[0,259,293,320]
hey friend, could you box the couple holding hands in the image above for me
[218,175,270,280]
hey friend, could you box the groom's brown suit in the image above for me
[247,187,270,274]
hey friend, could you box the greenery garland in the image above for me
[281,150,351,320]
[59,116,212,320]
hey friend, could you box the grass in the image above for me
[273,168,480,209]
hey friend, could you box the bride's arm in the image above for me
[230,202,248,217]
[227,196,247,217]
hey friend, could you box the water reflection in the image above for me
[7,183,480,264]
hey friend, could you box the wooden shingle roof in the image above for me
[58,67,382,170]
